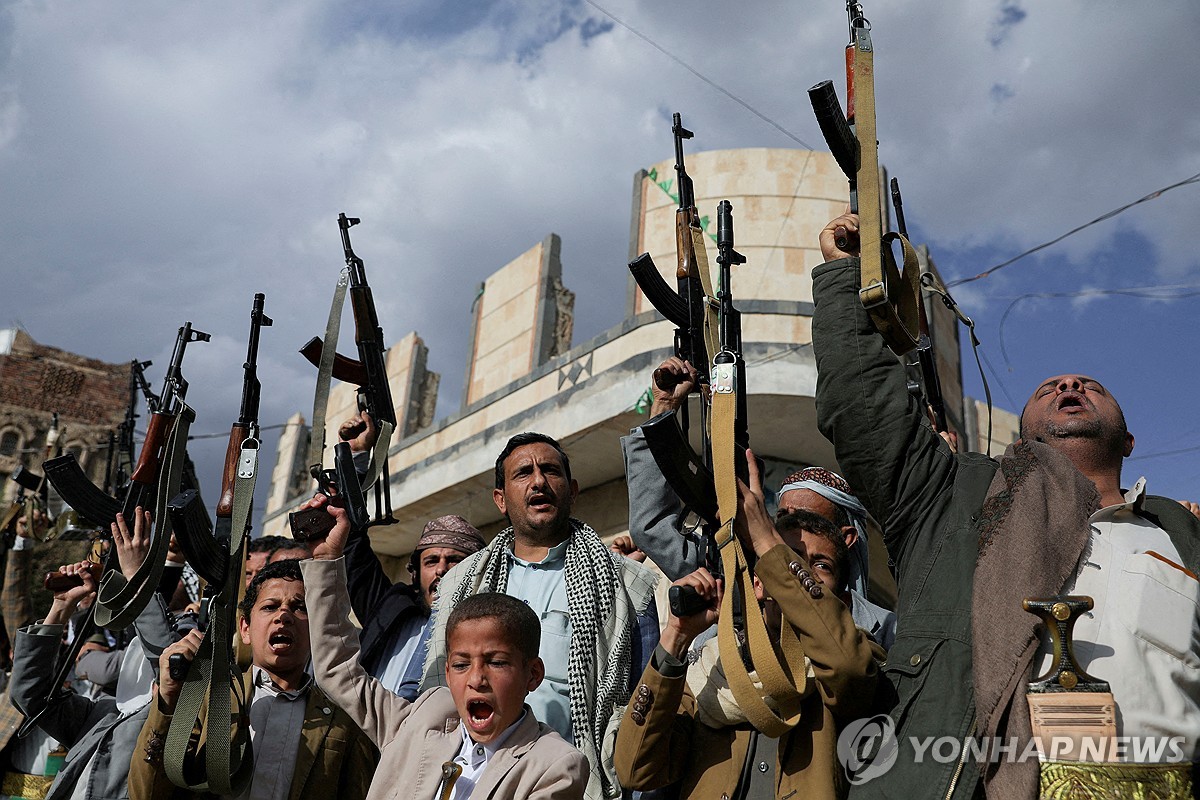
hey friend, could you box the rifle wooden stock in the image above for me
[216,424,249,518]
[129,412,175,485]
[299,336,369,387]
[43,572,84,591]
[675,208,699,280]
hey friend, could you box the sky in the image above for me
[1,0,1198,523]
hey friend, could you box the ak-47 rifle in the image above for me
[809,1,922,356]
[162,295,271,795]
[667,200,752,618]
[890,178,947,433]
[173,293,271,585]
[628,114,727,528]
[44,325,207,530]
[300,214,397,528]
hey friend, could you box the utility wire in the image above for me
[1127,442,1200,462]
[581,0,817,150]
[997,283,1200,371]
[948,171,1200,287]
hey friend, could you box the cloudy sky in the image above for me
[2,0,1198,521]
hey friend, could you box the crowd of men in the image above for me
[0,211,1197,799]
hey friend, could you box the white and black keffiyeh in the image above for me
[424,518,656,800]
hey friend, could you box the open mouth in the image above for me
[527,494,554,512]
[1056,393,1086,412]
[268,631,294,653]
[466,699,496,732]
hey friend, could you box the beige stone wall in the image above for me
[463,234,569,406]
[966,398,1020,456]
[261,332,439,536]
[632,149,848,312]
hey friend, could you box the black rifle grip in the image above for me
[288,507,336,543]
[668,585,711,618]
[168,653,189,681]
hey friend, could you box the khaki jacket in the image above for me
[614,545,884,800]
[127,680,378,800]
[299,557,588,800]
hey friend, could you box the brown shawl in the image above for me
[971,440,1101,799]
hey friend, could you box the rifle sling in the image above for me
[853,28,921,356]
[163,440,258,794]
[712,378,808,738]
[358,419,393,493]
[94,406,194,630]
[308,270,351,475]
[690,227,721,379]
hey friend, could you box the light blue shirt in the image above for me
[376,612,428,696]
[504,539,573,743]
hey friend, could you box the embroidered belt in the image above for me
[1,771,55,800]
[1039,761,1194,800]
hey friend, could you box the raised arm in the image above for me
[811,213,957,563]
[621,357,707,581]
[735,452,883,721]
[302,500,429,748]
[614,569,719,790]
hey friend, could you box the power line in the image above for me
[1127,443,1200,462]
[997,283,1200,371]
[186,421,297,442]
[581,0,817,150]
[948,171,1200,287]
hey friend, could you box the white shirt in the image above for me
[448,711,526,799]
[1035,478,1200,761]
[234,668,312,800]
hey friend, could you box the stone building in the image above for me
[261,148,1016,602]
[0,328,129,509]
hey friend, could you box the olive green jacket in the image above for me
[811,258,1200,799]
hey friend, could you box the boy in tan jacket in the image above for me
[299,496,588,799]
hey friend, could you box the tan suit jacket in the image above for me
[299,557,588,800]
[614,545,885,800]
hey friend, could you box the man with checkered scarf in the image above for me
[422,432,660,800]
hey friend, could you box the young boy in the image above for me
[129,559,378,800]
[300,500,588,799]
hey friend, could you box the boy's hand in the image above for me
[112,507,152,581]
[306,494,350,560]
[734,449,785,558]
[609,534,646,563]
[661,568,722,660]
[157,629,204,713]
[45,561,101,625]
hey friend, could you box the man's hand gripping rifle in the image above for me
[300,213,397,528]
[628,114,728,529]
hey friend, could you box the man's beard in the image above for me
[1042,417,1104,439]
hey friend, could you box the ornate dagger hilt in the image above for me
[1023,595,1109,693]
